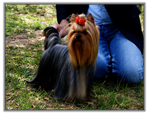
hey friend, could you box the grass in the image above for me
[5,4,144,110]
[5,4,56,36]
[5,43,144,110]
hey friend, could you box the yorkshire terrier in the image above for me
[27,13,99,101]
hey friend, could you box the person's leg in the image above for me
[94,26,112,79]
[109,31,143,84]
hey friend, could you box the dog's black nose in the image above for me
[76,34,81,40]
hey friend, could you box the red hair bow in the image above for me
[75,16,86,26]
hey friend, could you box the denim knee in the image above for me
[94,54,111,79]
[114,64,143,84]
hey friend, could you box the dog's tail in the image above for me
[43,27,61,50]
[26,27,61,90]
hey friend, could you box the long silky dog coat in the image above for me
[27,13,99,101]
[27,27,95,100]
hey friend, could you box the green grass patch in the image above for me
[5,4,57,36]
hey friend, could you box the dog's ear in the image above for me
[87,13,95,24]
[70,13,76,23]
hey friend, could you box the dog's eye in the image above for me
[73,31,76,34]
[83,31,87,35]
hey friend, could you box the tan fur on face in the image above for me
[68,13,100,68]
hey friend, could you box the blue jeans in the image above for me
[95,24,143,84]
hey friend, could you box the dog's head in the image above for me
[68,13,100,68]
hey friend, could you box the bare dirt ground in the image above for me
[6,30,45,48]
[5,30,68,48]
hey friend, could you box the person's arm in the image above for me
[52,5,70,38]
[52,19,69,38]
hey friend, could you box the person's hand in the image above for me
[52,19,69,38]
